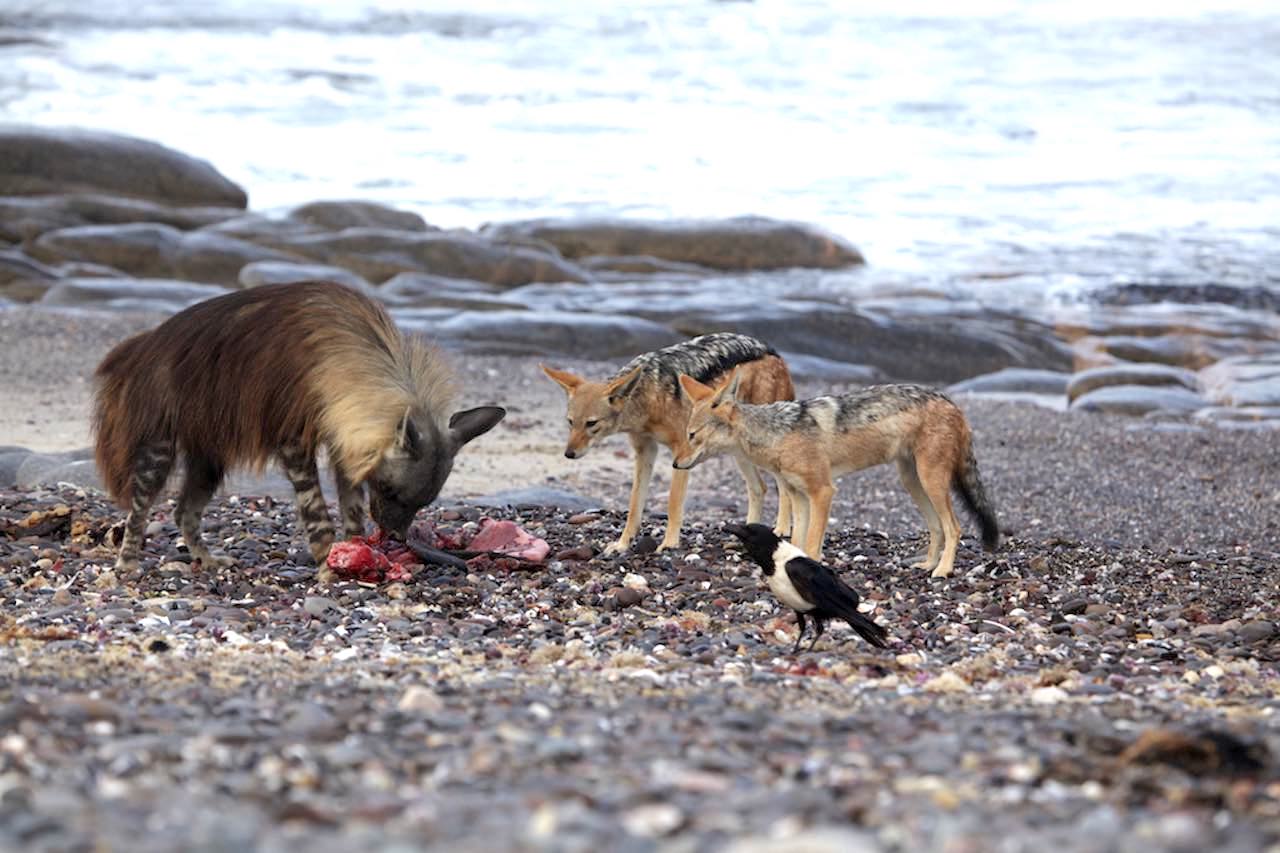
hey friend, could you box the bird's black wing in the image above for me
[785,557,889,649]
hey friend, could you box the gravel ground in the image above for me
[3,307,1280,851]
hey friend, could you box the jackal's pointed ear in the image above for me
[540,364,583,395]
[678,373,715,403]
[448,406,506,447]
[393,408,423,458]
[713,367,742,404]
[606,367,643,409]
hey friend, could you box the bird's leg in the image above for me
[807,618,826,652]
[793,611,808,654]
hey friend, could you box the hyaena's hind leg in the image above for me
[115,442,175,573]
[334,464,367,539]
[177,454,234,568]
[279,443,335,566]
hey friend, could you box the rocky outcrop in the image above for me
[258,228,591,287]
[482,216,864,271]
[290,200,433,233]
[0,126,248,207]
[29,223,301,286]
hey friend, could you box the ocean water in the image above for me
[3,0,1279,303]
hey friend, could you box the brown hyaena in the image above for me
[93,281,505,572]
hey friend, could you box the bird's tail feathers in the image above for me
[842,608,889,649]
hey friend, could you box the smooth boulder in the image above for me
[950,367,1072,396]
[30,222,301,286]
[1066,363,1199,403]
[1071,385,1209,417]
[482,216,864,271]
[40,278,230,312]
[290,200,432,233]
[673,302,1072,384]
[0,193,242,242]
[261,228,591,287]
[238,260,371,292]
[0,125,248,207]
[430,310,683,359]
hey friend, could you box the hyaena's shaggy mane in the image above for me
[93,281,457,505]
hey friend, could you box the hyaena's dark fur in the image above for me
[93,281,505,572]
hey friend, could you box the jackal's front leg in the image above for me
[773,474,793,538]
[603,436,657,556]
[656,467,690,552]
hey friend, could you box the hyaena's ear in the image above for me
[540,364,583,395]
[712,367,742,405]
[448,406,506,447]
[393,408,423,458]
[606,367,643,409]
[678,373,715,403]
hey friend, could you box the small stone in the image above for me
[632,535,658,555]
[397,685,444,714]
[613,588,643,608]
[622,573,649,591]
[567,513,599,525]
[304,596,342,619]
[620,803,683,838]
[554,545,594,561]
[1060,597,1089,615]
[922,671,970,693]
[1239,621,1275,644]
[1031,686,1069,705]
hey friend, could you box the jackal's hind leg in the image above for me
[279,443,335,566]
[916,459,961,578]
[177,454,233,568]
[897,457,943,571]
[115,443,175,573]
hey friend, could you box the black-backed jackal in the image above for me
[541,333,794,555]
[93,281,505,573]
[674,371,999,577]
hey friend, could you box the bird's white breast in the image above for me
[767,541,814,612]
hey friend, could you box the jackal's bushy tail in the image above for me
[954,445,1000,551]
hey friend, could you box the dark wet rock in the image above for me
[290,200,433,233]
[950,367,1071,395]
[0,249,60,301]
[1201,354,1280,408]
[30,222,301,286]
[1239,621,1275,644]
[430,310,683,359]
[13,450,95,488]
[200,212,326,243]
[0,193,242,242]
[254,228,591,287]
[1071,384,1209,417]
[482,216,864,271]
[1066,363,1199,402]
[779,352,886,384]
[1087,334,1275,371]
[0,126,247,207]
[578,254,715,277]
[467,487,599,513]
[0,449,32,486]
[1096,281,1280,314]
[674,301,1072,383]
[238,260,371,291]
[40,278,230,312]
[378,272,521,310]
